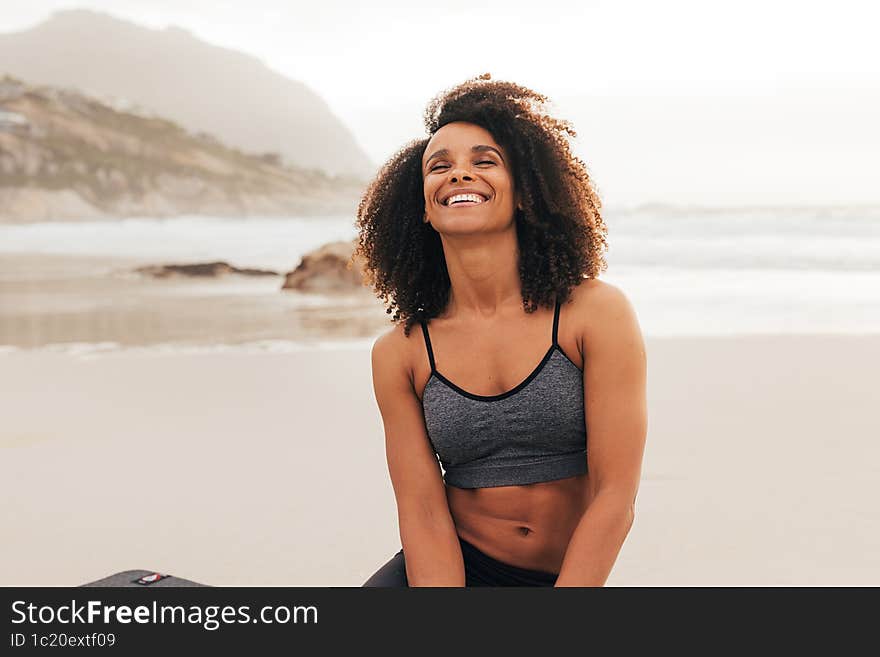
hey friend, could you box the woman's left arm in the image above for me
[555,282,648,587]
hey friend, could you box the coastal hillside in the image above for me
[0,76,366,222]
[0,9,375,179]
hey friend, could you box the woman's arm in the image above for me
[371,326,465,586]
[555,282,648,587]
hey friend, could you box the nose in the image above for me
[448,167,474,183]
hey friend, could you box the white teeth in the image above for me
[444,193,486,206]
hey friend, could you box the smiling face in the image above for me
[422,121,518,231]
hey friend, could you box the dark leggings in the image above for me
[362,535,559,587]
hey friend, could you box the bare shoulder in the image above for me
[569,277,637,313]
[371,321,421,391]
[567,277,644,359]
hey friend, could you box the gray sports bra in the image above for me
[420,297,588,489]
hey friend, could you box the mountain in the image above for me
[0,9,376,179]
[0,76,365,222]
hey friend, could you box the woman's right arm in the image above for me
[371,326,465,587]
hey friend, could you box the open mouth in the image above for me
[442,192,490,207]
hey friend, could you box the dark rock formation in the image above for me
[282,238,369,294]
[135,261,279,279]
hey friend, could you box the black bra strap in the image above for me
[420,320,437,373]
[552,297,561,347]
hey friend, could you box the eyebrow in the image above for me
[424,144,504,168]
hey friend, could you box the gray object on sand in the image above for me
[80,570,210,587]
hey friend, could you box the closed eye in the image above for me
[429,160,496,172]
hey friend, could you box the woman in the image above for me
[355,73,647,587]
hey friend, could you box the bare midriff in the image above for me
[445,473,592,575]
[409,291,595,576]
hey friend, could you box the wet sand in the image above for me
[1,333,879,586]
[0,253,389,348]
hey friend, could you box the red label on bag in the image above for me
[132,572,171,585]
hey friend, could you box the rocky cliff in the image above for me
[0,9,376,179]
[0,76,366,222]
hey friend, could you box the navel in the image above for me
[517,526,532,537]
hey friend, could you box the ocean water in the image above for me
[0,206,878,352]
[602,204,880,337]
[0,215,358,272]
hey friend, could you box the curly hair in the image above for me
[352,72,608,337]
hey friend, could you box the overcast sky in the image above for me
[3,0,879,206]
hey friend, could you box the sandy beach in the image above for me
[2,333,878,586]
[2,0,879,594]
[0,252,391,349]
